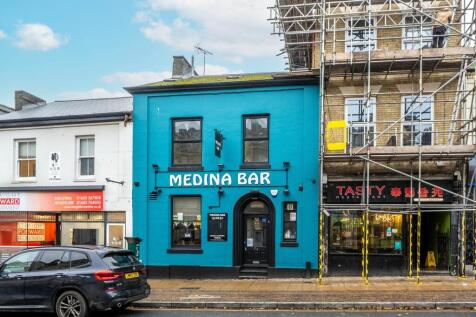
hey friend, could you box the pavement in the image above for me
[134,276,476,311]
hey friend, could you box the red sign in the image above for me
[0,191,104,212]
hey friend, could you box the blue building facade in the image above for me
[127,74,319,278]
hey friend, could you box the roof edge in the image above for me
[124,74,319,94]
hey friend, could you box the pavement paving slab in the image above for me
[135,276,476,310]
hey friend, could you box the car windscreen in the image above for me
[102,252,140,268]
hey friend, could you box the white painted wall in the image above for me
[0,121,133,236]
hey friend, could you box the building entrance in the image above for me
[244,214,270,265]
[416,212,451,273]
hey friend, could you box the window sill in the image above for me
[168,166,204,172]
[13,179,37,183]
[167,248,203,254]
[239,163,271,170]
[280,241,299,247]
[74,178,96,182]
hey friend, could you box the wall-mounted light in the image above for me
[298,184,303,191]
[152,164,159,173]
[283,161,290,170]
[106,178,125,185]
[218,187,224,196]
[284,188,290,195]
[218,164,225,171]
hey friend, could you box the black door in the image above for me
[73,229,97,245]
[244,215,269,264]
[0,250,41,306]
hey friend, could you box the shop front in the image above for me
[325,180,454,276]
[129,73,319,278]
[0,187,126,261]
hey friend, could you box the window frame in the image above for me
[169,195,202,252]
[171,117,203,169]
[400,95,434,146]
[15,139,37,181]
[282,201,298,244]
[76,135,95,180]
[345,17,376,53]
[401,15,433,50]
[344,98,376,149]
[242,114,270,168]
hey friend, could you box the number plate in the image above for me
[125,272,140,279]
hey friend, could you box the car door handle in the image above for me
[13,275,23,280]
[56,273,64,278]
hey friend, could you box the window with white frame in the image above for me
[16,140,36,179]
[345,18,376,52]
[402,15,432,50]
[401,95,433,146]
[77,136,95,177]
[345,98,376,148]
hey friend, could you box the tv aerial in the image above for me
[194,45,213,76]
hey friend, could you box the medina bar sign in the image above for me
[327,180,453,204]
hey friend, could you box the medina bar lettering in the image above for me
[327,181,452,204]
[169,172,272,187]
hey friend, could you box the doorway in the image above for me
[233,193,275,267]
[412,212,451,273]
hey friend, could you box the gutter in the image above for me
[124,76,319,94]
[0,185,105,192]
[0,112,132,129]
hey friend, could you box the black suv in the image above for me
[0,246,150,317]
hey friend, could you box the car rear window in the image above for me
[102,253,139,268]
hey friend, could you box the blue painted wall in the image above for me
[132,84,319,269]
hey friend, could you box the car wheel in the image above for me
[55,290,89,317]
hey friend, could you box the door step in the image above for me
[239,266,268,279]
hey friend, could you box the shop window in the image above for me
[16,139,36,179]
[345,98,376,148]
[77,136,95,177]
[107,224,125,248]
[172,196,201,248]
[72,229,98,245]
[345,18,376,52]
[243,115,269,165]
[402,15,432,50]
[1,250,40,273]
[330,212,403,254]
[401,95,433,146]
[172,118,202,167]
[283,202,297,242]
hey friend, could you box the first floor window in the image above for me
[17,140,36,179]
[243,115,269,164]
[172,196,201,247]
[77,136,95,177]
[402,15,432,50]
[402,95,433,146]
[330,212,403,254]
[345,98,376,148]
[345,18,376,52]
[172,119,202,166]
[283,202,297,242]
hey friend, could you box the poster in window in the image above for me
[49,152,61,181]
[207,213,227,241]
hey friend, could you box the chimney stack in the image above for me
[15,90,45,111]
[172,56,198,80]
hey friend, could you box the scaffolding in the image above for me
[270,0,476,281]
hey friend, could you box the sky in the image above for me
[0,0,285,108]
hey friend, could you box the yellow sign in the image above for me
[326,120,347,151]
[425,251,437,268]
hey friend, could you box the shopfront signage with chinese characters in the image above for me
[0,191,104,212]
[49,152,61,181]
[327,181,452,204]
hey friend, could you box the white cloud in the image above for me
[0,30,6,40]
[15,23,67,51]
[102,71,172,86]
[136,0,280,63]
[58,88,129,100]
